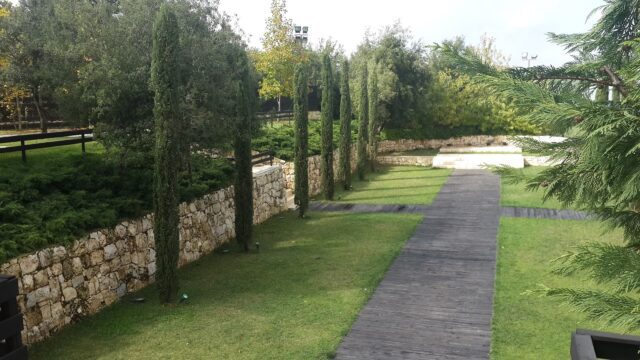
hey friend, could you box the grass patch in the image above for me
[500,166,565,209]
[0,143,233,262]
[329,166,451,205]
[492,218,634,359]
[29,211,422,360]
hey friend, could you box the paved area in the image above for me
[309,202,431,214]
[501,206,591,220]
[335,170,501,360]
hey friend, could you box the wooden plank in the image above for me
[0,129,92,143]
[0,138,95,154]
[335,170,500,359]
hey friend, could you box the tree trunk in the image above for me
[277,95,281,112]
[34,87,48,133]
[16,97,23,131]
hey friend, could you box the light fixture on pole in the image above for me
[294,25,309,45]
[521,52,538,68]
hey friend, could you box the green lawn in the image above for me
[29,211,422,360]
[500,166,565,209]
[492,218,633,359]
[330,166,451,205]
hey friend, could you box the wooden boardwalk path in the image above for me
[335,170,501,360]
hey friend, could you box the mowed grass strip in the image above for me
[331,166,451,205]
[500,166,565,209]
[29,211,422,360]
[492,218,635,359]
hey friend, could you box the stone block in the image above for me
[26,286,51,308]
[62,287,77,302]
[33,270,49,288]
[19,254,40,274]
[103,244,118,260]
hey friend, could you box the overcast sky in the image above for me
[221,0,604,66]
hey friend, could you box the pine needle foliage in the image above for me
[320,52,334,200]
[293,63,309,217]
[151,5,181,304]
[233,54,255,253]
[441,0,640,329]
[356,64,369,180]
[338,58,353,190]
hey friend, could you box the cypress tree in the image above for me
[368,62,379,172]
[338,58,352,190]
[356,64,369,180]
[293,64,309,217]
[320,53,334,200]
[233,55,254,252]
[151,5,181,304]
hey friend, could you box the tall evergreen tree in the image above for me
[233,54,254,252]
[338,58,352,190]
[441,0,640,329]
[320,52,334,200]
[368,61,379,172]
[293,63,309,217]
[356,64,369,180]
[151,4,181,304]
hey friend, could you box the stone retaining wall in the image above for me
[378,136,511,153]
[376,155,434,167]
[281,144,358,197]
[0,166,286,345]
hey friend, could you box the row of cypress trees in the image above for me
[295,55,380,214]
[151,5,256,303]
[152,6,381,299]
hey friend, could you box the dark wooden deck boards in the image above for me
[335,170,500,360]
[309,202,431,214]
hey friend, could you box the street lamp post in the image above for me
[521,52,538,68]
[294,25,309,45]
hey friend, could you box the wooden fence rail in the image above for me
[0,129,94,162]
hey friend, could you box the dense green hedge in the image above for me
[0,145,233,263]
[253,120,358,161]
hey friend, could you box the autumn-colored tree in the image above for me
[253,0,304,111]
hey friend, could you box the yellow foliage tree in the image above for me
[0,4,30,128]
[253,0,305,111]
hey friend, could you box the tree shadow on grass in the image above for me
[28,211,417,360]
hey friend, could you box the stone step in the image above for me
[439,145,522,154]
[432,154,524,169]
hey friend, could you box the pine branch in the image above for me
[541,287,640,330]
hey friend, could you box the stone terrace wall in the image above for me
[281,144,358,197]
[0,166,286,345]
[376,155,434,167]
[378,136,511,153]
